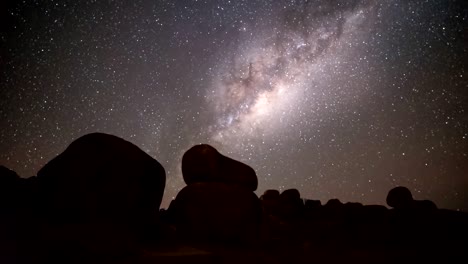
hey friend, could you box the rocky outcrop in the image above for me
[278,189,304,220]
[171,144,261,245]
[35,133,166,258]
[37,133,166,225]
[181,144,258,191]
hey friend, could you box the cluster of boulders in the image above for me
[1,133,166,262]
[254,185,466,253]
[1,132,467,263]
[168,144,262,245]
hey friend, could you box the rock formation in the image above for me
[171,144,261,244]
[386,186,413,210]
[35,132,166,257]
[181,144,258,191]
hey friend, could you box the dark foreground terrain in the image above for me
[1,133,467,263]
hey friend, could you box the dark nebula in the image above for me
[1,0,467,210]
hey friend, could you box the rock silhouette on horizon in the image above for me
[387,186,438,211]
[10,133,166,261]
[181,144,258,191]
[1,136,467,263]
[171,144,262,245]
[37,133,166,227]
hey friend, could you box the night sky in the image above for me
[1,0,467,210]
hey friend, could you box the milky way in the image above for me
[1,0,467,210]
[209,1,377,142]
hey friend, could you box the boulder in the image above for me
[325,198,343,209]
[323,199,345,220]
[386,186,413,210]
[170,182,261,244]
[280,188,301,202]
[260,189,281,216]
[182,144,257,191]
[261,189,280,201]
[277,189,304,220]
[36,133,165,239]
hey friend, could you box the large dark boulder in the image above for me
[386,186,413,210]
[182,144,258,191]
[36,132,166,250]
[170,182,261,244]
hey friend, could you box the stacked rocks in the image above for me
[171,144,261,244]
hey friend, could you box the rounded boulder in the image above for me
[37,133,166,230]
[182,144,258,191]
[387,186,413,210]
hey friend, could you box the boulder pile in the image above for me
[169,144,261,244]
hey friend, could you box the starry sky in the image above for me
[1,0,467,211]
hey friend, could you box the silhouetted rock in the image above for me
[182,144,258,191]
[280,188,301,202]
[35,132,166,255]
[277,189,304,220]
[4,137,467,263]
[386,186,413,209]
[304,199,322,210]
[0,168,41,264]
[0,166,21,263]
[261,189,280,200]
[260,189,280,216]
[322,199,345,222]
[0,165,19,180]
[170,182,261,245]
[0,166,20,208]
[413,199,437,211]
[0,166,39,216]
[325,198,343,209]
